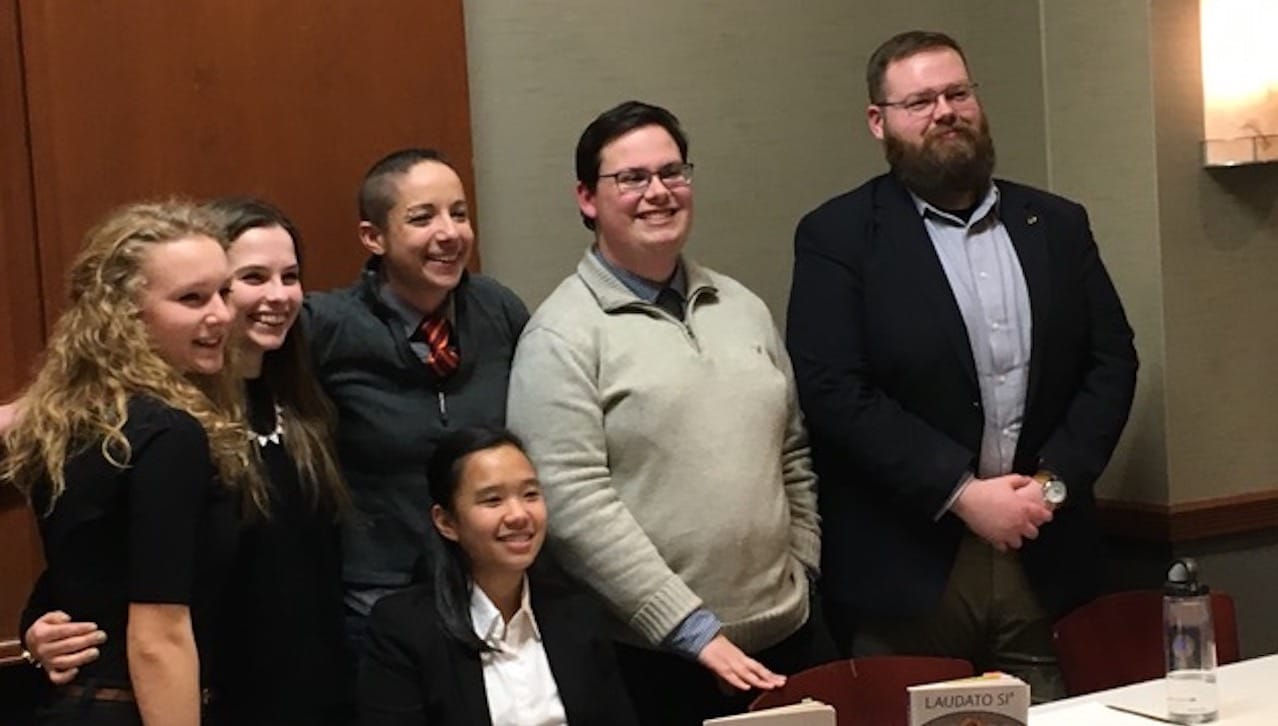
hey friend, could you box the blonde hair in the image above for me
[2,200,260,511]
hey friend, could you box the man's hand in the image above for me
[697,634,786,692]
[26,611,105,684]
[1015,477,1047,506]
[952,474,1052,552]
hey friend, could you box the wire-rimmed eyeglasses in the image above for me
[876,82,980,117]
[598,162,694,194]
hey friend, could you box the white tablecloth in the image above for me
[1029,654,1278,725]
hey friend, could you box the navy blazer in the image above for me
[786,173,1137,618]
[358,575,638,726]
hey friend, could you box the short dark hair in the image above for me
[426,426,529,652]
[574,100,689,230]
[866,30,968,103]
[358,148,451,228]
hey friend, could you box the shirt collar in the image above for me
[469,575,541,645]
[379,282,455,338]
[590,245,687,303]
[910,182,1001,229]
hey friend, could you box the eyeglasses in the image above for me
[876,82,980,117]
[598,162,694,193]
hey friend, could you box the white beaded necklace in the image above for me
[251,403,285,447]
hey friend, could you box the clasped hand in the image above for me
[952,474,1053,552]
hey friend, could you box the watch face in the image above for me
[1044,479,1067,505]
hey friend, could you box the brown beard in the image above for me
[884,114,996,206]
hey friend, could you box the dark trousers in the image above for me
[35,699,141,726]
[614,604,837,726]
[35,694,224,726]
[344,605,370,666]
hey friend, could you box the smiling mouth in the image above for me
[931,123,970,139]
[426,253,462,263]
[248,312,290,327]
[637,209,678,222]
[194,335,223,349]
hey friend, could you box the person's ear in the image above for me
[575,181,599,226]
[867,104,887,141]
[359,221,386,256]
[431,503,459,543]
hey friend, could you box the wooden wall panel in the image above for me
[2,0,476,668]
[19,0,478,325]
[0,0,48,665]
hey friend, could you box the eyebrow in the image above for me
[168,278,223,296]
[471,478,540,496]
[905,82,970,98]
[233,263,299,274]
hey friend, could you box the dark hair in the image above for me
[358,148,452,228]
[866,30,968,103]
[205,196,350,519]
[574,100,689,230]
[426,426,529,652]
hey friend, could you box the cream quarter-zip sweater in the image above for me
[507,250,819,652]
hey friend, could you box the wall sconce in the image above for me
[1200,0,1278,167]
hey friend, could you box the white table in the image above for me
[1029,654,1278,725]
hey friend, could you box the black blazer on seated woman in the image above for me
[358,572,638,726]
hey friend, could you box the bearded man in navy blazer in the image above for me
[786,30,1137,701]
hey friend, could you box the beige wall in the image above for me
[1039,0,1166,503]
[1039,0,1278,506]
[1149,1,1278,503]
[464,0,1047,316]
[465,0,1278,507]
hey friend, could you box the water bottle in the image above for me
[1164,558,1219,723]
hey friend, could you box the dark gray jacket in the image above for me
[304,259,528,587]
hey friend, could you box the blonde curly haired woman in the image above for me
[2,200,257,725]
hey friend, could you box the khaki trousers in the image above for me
[851,533,1066,703]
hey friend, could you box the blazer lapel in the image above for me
[448,640,495,726]
[999,183,1051,414]
[533,586,591,721]
[874,177,979,389]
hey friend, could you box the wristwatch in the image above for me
[1033,470,1067,509]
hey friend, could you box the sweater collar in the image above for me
[588,245,687,303]
[576,247,716,313]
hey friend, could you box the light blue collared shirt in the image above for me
[914,185,1033,512]
[589,246,687,304]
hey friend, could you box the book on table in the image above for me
[908,672,1029,726]
[703,699,836,725]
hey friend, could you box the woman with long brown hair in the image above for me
[206,196,352,725]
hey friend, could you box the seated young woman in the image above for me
[358,426,637,726]
[2,201,256,725]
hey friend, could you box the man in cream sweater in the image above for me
[506,100,830,725]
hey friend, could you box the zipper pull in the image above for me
[437,391,449,426]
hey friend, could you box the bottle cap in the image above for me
[1165,557,1209,597]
